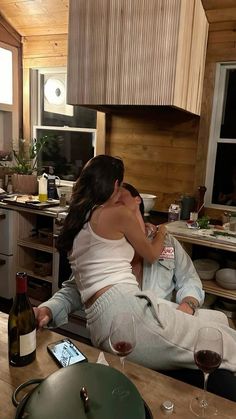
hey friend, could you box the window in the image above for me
[31,67,97,129]
[0,47,13,105]
[30,68,97,183]
[205,63,236,209]
[0,42,19,157]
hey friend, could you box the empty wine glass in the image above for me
[190,326,223,417]
[109,312,136,374]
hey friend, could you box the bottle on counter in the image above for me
[229,212,236,232]
[6,174,13,194]
[8,272,36,367]
[59,192,67,207]
[168,202,181,222]
[180,194,195,220]
[38,173,48,202]
[47,166,56,199]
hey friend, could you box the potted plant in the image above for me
[11,136,47,195]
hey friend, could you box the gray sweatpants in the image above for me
[85,284,236,371]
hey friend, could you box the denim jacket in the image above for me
[142,234,205,304]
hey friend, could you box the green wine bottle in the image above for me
[8,272,36,367]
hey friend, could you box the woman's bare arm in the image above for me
[115,206,167,263]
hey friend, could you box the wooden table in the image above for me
[1,312,236,419]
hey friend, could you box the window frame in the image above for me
[0,41,19,151]
[30,67,98,186]
[205,62,236,211]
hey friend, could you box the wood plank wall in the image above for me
[22,34,68,140]
[105,107,199,212]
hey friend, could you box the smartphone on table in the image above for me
[47,338,88,367]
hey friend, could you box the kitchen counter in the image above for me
[1,311,236,419]
[166,220,236,252]
[0,199,68,218]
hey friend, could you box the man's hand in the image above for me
[177,298,199,315]
[177,302,194,315]
[33,306,52,328]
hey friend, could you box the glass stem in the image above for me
[200,372,209,412]
[120,356,125,373]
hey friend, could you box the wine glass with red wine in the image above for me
[190,326,223,417]
[109,312,136,373]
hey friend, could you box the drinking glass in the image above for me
[190,327,223,417]
[109,312,136,373]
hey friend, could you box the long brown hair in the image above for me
[56,155,124,253]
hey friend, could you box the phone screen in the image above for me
[48,339,87,367]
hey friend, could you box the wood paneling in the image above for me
[0,15,21,47]
[21,35,67,141]
[67,0,208,115]
[106,108,199,212]
[0,0,69,36]
[23,34,68,59]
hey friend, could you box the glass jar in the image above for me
[168,203,181,222]
[229,213,236,232]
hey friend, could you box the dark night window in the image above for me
[206,64,236,209]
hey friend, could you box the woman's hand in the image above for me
[34,306,52,328]
[145,223,158,239]
[157,224,167,237]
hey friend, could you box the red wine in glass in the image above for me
[112,341,133,357]
[194,350,222,374]
[190,327,223,417]
[109,312,136,373]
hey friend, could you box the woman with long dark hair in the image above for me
[35,155,236,373]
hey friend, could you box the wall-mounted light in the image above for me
[44,78,65,105]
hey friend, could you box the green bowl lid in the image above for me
[23,363,146,419]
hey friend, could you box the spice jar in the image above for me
[229,213,236,232]
[60,193,67,207]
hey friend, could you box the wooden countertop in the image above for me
[0,200,67,218]
[1,312,236,418]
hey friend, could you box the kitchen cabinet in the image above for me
[0,208,18,298]
[67,0,208,115]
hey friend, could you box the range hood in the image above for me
[67,0,209,116]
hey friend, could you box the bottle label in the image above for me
[20,329,36,356]
[168,204,181,222]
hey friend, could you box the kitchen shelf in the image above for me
[16,210,59,297]
[18,237,54,253]
[16,264,53,283]
[202,280,236,301]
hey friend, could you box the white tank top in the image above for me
[69,222,137,303]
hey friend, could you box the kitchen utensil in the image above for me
[140,194,156,216]
[215,268,236,290]
[193,259,220,280]
[56,186,72,204]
